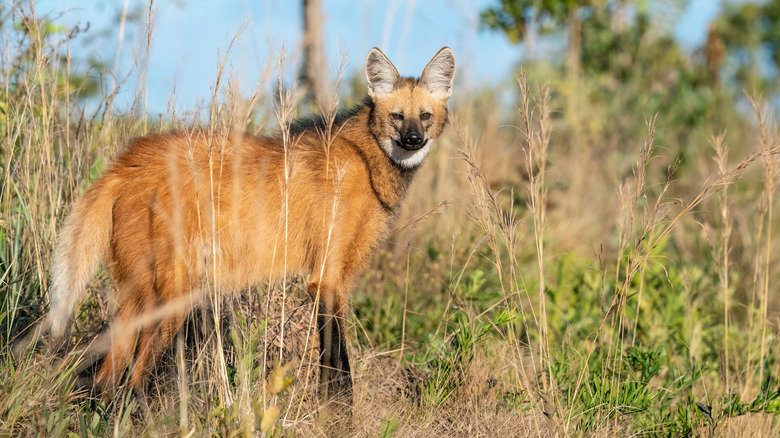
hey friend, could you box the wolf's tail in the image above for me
[46,177,116,339]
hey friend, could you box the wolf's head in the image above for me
[365,47,455,169]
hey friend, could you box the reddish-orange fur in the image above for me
[45,47,455,401]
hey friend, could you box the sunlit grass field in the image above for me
[2,4,780,437]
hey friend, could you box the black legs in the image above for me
[317,301,353,406]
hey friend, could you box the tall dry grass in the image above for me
[2,2,780,437]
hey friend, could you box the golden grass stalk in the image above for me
[288,54,349,421]
[454,69,555,433]
[711,131,731,393]
[204,17,248,406]
[747,96,779,399]
[516,71,553,394]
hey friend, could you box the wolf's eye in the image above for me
[420,112,432,121]
[391,113,404,121]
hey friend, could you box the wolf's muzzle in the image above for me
[398,132,426,150]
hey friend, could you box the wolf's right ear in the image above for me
[420,47,455,99]
[366,48,400,98]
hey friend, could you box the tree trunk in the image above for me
[301,0,327,106]
[566,8,582,145]
[523,9,536,60]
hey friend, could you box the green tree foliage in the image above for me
[480,0,723,160]
[715,0,780,91]
[480,0,605,44]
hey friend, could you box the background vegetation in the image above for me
[2,0,780,436]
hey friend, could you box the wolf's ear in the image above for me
[420,47,455,99]
[366,48,400,98]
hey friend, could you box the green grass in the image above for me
[2,3,780,437]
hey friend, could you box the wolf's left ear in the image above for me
[420,47,455,99]
[366,48,401,98]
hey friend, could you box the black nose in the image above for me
[404,132,422,146]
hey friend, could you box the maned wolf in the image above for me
[43,47,455,404]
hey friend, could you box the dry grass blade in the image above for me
[3,3,780,437]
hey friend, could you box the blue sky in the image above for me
[35,0,723,113]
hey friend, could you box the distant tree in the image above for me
[715,0,780,91]
[480,0,603,70]
[478,1,692,74]
[704,23,725,86]
[481,1,728,158]
[301,0,327,107]
[480,0,608,142]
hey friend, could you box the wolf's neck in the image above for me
[341,102,419,213]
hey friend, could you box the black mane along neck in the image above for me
[289,96,373,136]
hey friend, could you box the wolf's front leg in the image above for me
[307,282,353,406]
[318,301,353,405]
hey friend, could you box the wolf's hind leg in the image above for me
[128,311,187,389]
[94,302,143,392]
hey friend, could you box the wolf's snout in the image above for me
[404,132,423,146]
